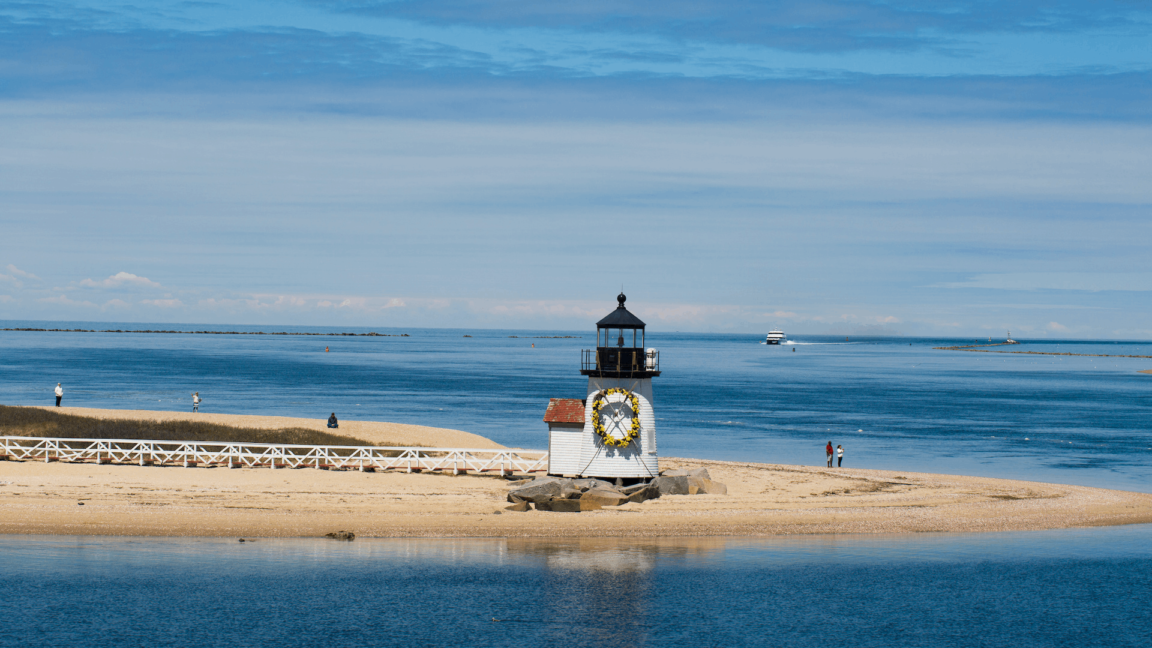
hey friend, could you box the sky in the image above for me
[1,1,1151,337]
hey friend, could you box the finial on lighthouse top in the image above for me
[596,293,645,329]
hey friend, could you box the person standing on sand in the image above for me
[328,413,339,429]
[55,383,63,407]
[192,392,201,412]
[826,441,833,467]
[837,444,844,467]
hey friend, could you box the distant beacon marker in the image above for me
[544,293,660,479]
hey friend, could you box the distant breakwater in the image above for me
[935,342,1018,350]
[507,335,581,339]
[1,328,409,337]
[935,346,1152,360]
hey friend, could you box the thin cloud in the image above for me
[0,263,40,289]
[37,294,96,307]
[309,0,1152,54]
[79,272,162,289]
[765,310,800,320]
[5,264,40,280]
[939,273,1152,292]
[140,298,183,307]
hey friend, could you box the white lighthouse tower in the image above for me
[547,293,660,479]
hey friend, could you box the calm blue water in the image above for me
[3,321,1152,647]
[1,528,1150,648]
[2,320,1151,491]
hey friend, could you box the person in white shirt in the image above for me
[837,444,844,467]
[192,392,201,412]
[55,383,63,407]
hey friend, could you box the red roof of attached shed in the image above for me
[543,398,585,424]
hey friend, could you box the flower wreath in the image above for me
[591,388,642,448]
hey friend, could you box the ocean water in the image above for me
[3,322,1152,647]
[1,528,1150,648]
[2,321,1151,491]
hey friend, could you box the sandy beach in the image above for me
[3,409,1151,538]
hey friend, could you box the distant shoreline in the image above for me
[1,327,408,337]
[2,408,1151,538]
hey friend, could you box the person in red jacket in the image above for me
[826,441,834,467]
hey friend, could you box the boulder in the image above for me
[620,482,653,495]
[508,477,571,504]
[651,475,690,495]
[661,467,711,481]
[325,531,355,541]
[625,486,661,504]
[687,475,706,495]
[580,488,628,509]
[536,498,582,513]
[560,483,584,499]
[701,479,728,495]
[579,498,603,511]
[504,501,532,512]
[571,478,614,492]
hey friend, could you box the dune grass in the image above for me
[0,405,384,447]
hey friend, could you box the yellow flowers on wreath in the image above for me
[591,388,642,448]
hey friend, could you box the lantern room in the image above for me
[581,293,660,379]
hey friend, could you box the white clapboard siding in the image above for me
[547,428,585,476]
[557,376,658,479]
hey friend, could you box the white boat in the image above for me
[765,329,786,345]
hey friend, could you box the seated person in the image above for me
[327,413,339,429]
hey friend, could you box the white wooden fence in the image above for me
[0,436,548,475]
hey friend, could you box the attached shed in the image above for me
[544,398,586,476]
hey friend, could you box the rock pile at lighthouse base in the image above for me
[506,468,726,512]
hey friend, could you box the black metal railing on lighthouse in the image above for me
[581,348,659,377]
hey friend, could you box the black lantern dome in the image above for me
[581,293,660,378]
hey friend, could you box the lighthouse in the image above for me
[546,293,660,479]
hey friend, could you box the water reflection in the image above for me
[3,529,1152,648]
[505,537,729,571]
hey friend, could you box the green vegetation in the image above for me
[0,405,377,447]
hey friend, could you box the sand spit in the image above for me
[16,407,502,450]
[2,452,1150,538]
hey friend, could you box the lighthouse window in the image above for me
[598,327,644,347]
